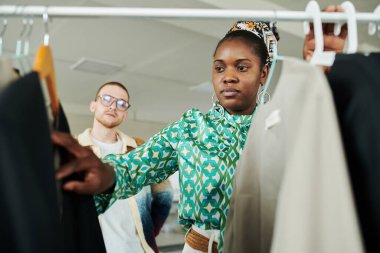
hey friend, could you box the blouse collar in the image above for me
[209,104,255,133]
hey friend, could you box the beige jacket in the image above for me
[77,128,139,157]
[224,58,363,253]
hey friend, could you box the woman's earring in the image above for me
[211,93,224,119]
[212,93,219,107]
[256,84,271,105]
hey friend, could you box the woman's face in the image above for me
[212,38,268,115]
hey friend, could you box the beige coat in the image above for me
[224,58,363,253]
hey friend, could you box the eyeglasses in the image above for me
[97,94,131,111]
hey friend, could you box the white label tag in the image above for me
[265,109,281,130]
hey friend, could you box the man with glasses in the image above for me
[77,81,173,253]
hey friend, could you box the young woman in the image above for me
[54,21,277,253]
[54,11,347,253]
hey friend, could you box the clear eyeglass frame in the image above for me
[97,94,131,111]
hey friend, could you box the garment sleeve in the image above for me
[94,121,181,214]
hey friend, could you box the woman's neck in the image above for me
[224,104,257,116]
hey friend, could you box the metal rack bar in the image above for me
[0,5,379,23]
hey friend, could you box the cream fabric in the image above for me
[127,197,154,253]
[183,244,204,253]
[224,57,363,253]
[98,199,147,253]
[91,136,123,157]
[77,128,136,157]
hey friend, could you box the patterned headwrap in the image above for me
[226,21,278,67]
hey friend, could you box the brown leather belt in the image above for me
[185,228,218,253]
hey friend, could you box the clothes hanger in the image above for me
[334,1,358,54]
[341,1,358,53]
[32,9,59,120]
[14,19,28,75]
[22,19,34,72]
[258,45,284,105]
[304,1,358,67]
[14,19,34,75]
[303,1,336,67]
[0,19,7,57]
[0,18,18,89]
[368,5,380,37]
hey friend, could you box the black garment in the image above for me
[327,53,380,253]
[0,72,61,253]
[58,105,106,253]
[0,72,106,253]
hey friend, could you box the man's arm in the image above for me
[53,120,180,214]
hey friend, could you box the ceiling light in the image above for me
[70,57,123,75]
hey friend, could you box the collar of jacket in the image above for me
[77,128,137,157]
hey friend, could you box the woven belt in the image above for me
[185,228,218,253]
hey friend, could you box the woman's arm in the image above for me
[95,129,179,213]
[53,116,184,214]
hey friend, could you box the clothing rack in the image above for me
[0,5,379,23]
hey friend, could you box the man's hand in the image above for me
[52,131,116,195]
[303,5,348,70]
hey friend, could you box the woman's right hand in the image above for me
[52,131,116,195]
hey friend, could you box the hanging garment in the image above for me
[326,53,380,253]
[58,106,106,253]
[0,72,106,253]
[0,72,61,253]
[223,57,363,253]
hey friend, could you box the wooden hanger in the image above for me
[33,45,59,120]
[32,10,59,120]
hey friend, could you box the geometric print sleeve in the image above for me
[94,118,182,214]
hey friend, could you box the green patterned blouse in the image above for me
[95,105,253,252]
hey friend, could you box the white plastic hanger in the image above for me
[15,19,34,74]
[341,1,358,53]
[22,19,34,71]
[368,5,380,37]
[0,19,7,57]
[14,19,28,75]
[0,18,17,89]
[303,1,336,66]
[304,1,358,67]
[258,45,283,105]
